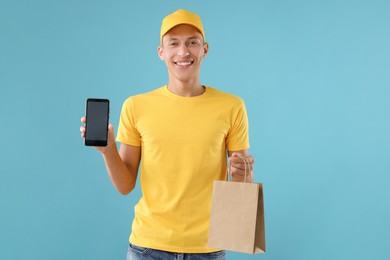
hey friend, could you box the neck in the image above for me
[166,77,204,97]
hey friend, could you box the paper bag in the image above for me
[207,169,266,254]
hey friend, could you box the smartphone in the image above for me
[85,98,110,146]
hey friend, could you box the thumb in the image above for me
[231,152,243,158]
[231,152,238,157]
[108,124,115,138]
[229,152,240,163]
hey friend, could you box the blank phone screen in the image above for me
[85,99,109,146]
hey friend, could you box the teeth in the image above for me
[176,61,192,66]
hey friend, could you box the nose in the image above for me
[178,44,190,57]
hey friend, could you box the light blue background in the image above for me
[1,0,389,259]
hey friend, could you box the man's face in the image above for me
[158,24,208,83]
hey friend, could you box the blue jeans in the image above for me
[127,243,226,260]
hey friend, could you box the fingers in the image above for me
[230,166,253,183]
[79,116,113,140]
[108,123,113,132]
[80,125,86,138]
[80,116,87,137]
[230,164,252,176]
[107,123,115,141]
[80,116,86,137]
[228,153,255,183]
[229,155,254,171]
[231,152,255,163]
[80,116,115,154]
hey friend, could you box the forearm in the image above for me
[101,144,137,195]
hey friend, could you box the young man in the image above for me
[81,9,255,260]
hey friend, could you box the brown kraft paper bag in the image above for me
[207,157,266,254]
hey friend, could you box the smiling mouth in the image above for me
[174,61,194,66]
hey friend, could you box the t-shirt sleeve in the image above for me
[226,99,250,151]
[116,97,142,146]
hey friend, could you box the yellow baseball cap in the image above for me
[160,9,205,44]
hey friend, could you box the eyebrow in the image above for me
[167,36,200,41]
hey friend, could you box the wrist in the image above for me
[99,142,117,156]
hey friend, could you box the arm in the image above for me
[228,149,255,183]
[80,117,140,195]
[101,141,140,195]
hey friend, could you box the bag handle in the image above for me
[226,154,253,183]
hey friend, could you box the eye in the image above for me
[168,42,179,47]
[187,40,199,47]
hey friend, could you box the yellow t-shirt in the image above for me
[116,85,250,253]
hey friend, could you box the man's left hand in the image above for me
[228,152,255,183]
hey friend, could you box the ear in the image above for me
[203,42,209,58]
[157,45,165,61]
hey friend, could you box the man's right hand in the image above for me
[80,116,116,154]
